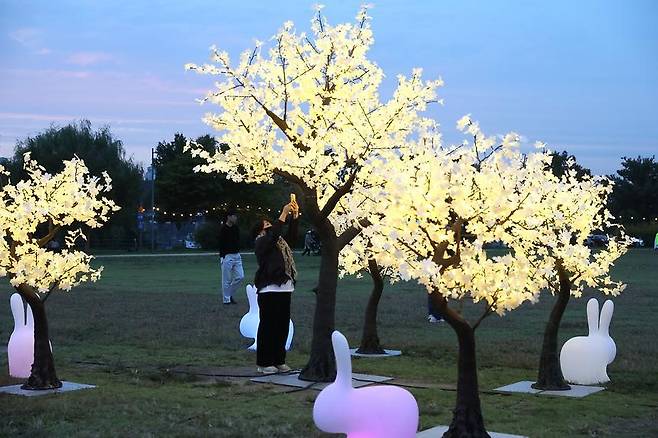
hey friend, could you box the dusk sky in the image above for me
[1,0,656,175]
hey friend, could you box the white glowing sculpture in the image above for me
[239,284,294,351]
[8,294,35,378]
[313,331,419,438]
[560,298,616,385]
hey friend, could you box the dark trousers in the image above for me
[257,292,291,367]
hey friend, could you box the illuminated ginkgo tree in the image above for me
[186,5,442,381]
[509,156,629,390]
[349,117,559,437]
[0,155,117,389]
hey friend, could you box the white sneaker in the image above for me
[257,366,278,374]
[428,315,442,323]
[276,364,291,372]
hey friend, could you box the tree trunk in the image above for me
[356,259,386,354]
[299,236,339,382]
[532,266,571,390]
[431,292,490,438]
[18,287,62,390]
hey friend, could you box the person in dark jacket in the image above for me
[251,200,299,374]
[219,209,244,305]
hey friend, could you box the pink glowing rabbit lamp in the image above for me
[560,298,616,385]
[239,284,293,351]
[8,293,36,378]
[313,330,419,438]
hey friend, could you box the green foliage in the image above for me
[154,134,223,218]
[194,220,221,249]
[154,134,290,223]
[9,120,143,248]
[548,150,592,180]
[609,156,658,224]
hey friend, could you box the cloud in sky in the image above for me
[8,27,51,55]
[1,0,656,172]
[67,51,115,66]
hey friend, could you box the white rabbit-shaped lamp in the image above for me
[313,331,419,438]
[239,284,294,351]
[560,298,616,385]
[239,285,260,350]
[8,294,35,378]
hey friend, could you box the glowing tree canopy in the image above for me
[186,5,442,381]
[0,154,118,389]
[343,116,553,311]
[341,116,560,437]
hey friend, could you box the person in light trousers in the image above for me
[219,209,244,305]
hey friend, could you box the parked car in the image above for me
[585,234,609,247]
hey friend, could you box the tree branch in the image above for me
[273,168,308,191]
[320,168,358,219]
[472,297,497,331]
[337,218,370,249]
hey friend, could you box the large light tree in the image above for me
[186,5,441,381]
[510,155,629,390]
[348,117,557,437]
[0,154,117,389]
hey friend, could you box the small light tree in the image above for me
[349,117,557,436]
[186,5,441,381]
[0,154,117,389]
[511,156,629,390]
[338,188,413,355]
[338,255,392,354]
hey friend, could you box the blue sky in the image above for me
[1,0,656,175]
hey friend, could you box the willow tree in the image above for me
[353,117,557,437]
[0,154,117,389]
[186,5,441,381]
[509,156,629,390]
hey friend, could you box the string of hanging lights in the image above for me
[152,203,275,218]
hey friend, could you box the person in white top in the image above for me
[251,198,299,374]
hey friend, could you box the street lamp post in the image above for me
[151,147,155,252]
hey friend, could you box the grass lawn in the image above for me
[0,249,657,437]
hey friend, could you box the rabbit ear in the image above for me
[599,300,614,335]
[586,298,599,336]
[10,294,25,329]
[331,330,352,388]
[26,303,34,328]
[246,285,258,308]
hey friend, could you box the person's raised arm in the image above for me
[255,204,292,253]
[284,203,299,247]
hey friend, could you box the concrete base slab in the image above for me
[540,384,605,397]
[250,372,392,390]
[493,380,605,398]
[0,381,95,397]
[350,348,402,358]
[417,425,527,437]
[494,380,542,394]
[352,373,393,383]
